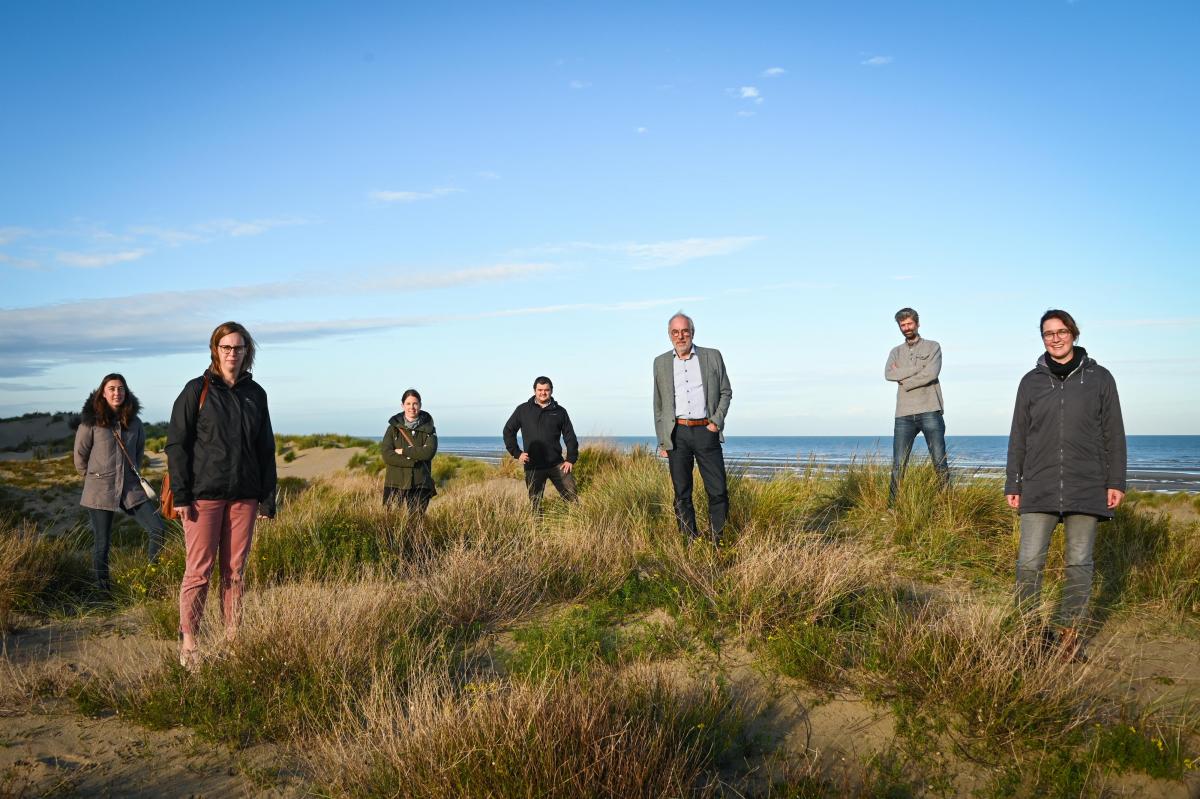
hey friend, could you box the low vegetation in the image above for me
[3,446,1198,796]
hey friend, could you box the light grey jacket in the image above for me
[884,337,944,417]
[653,345,733,451]
[74,418,148,511]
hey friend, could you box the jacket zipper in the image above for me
[1053,359,1087,514]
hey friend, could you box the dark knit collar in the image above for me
[1046,346,1087,380]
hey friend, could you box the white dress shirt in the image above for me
[672,347,707,420]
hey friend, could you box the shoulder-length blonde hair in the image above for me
[208,321,257,376]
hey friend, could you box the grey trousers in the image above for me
[1015,512,1099,628]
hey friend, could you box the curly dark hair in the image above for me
[89,373,137,429]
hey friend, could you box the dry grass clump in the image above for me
[414,541,545,630]
[724,535,891,638]
[0,659,81,711]
[726,469,834,534]
[76,577,419,744]
[1094,505,1200,615]
[310,663,753,798]
[421,481,532,554]
[867,599,1110,748]
[0,516,86,631]
[571,448,678,533]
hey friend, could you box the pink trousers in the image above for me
[179,498,258,636]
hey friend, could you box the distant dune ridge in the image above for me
[0,412,78,453]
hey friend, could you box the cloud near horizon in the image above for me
[0,262,553,377]
[1,217,312,272]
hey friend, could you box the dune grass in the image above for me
[4,447,1199,796]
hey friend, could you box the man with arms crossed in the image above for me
[503,376,579,515]
[653,312,732,543]
[884,307,949,504]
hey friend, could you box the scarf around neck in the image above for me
[1046,346,1087,380]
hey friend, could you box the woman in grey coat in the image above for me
[1004,310,1126,659]
[73,373,165,595]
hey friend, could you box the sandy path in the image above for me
[275,446,366,480]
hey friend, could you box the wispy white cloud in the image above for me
[624,237,764,269]
[568,79,591,90]
[762,67,786,77]
[861,55,894,67]
[0,253,41,270]
[0,227,33,245]
[1100,317,1200,328]
[636,127,648,134]
[56,249,149,268]
[363,263,552,291]
[126,225,205,246]
[0,380,69,392]
[369,188,462,203]
[0,263,553,376]
[477,170,501,180]
[196,218,309,237]
[477,295,704,319]
[515,236,763,268]
[736,110,756,118]
[730,86,764,105]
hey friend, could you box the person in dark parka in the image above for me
[381,388,438,514]
[1005,309,1126,659]
[167,321,276,671]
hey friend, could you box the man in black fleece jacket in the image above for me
[502,376,579,514]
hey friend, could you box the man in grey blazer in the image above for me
[653,312,732,543]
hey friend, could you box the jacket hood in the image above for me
[388,409,435,429]
[79,389,141,427]
[1034,347,1093,376]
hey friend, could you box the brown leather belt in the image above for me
[675,418,710,427]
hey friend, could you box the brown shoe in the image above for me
[1057,627,1088,663]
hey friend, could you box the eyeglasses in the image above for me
[218,345,248,355]
[1041,329,1072,341]
[669,329,693,339]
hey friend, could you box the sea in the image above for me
[421,435,1200,494]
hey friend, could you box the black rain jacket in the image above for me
[502,397,579,470]
[166,370,277,516]
[1004,353,1126,518]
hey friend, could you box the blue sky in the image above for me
[2,1,1197,437]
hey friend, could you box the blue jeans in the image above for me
[889,410,949,502]
[1015,512,1098,628]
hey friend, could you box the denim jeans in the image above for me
[86,500,166,593]
[1015,512,1098,628]
[889,410,949,502]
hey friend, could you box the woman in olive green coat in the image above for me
[381,389,438,514]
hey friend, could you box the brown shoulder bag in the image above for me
[160,375,210,519]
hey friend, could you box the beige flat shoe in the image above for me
[178,646,202,673]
